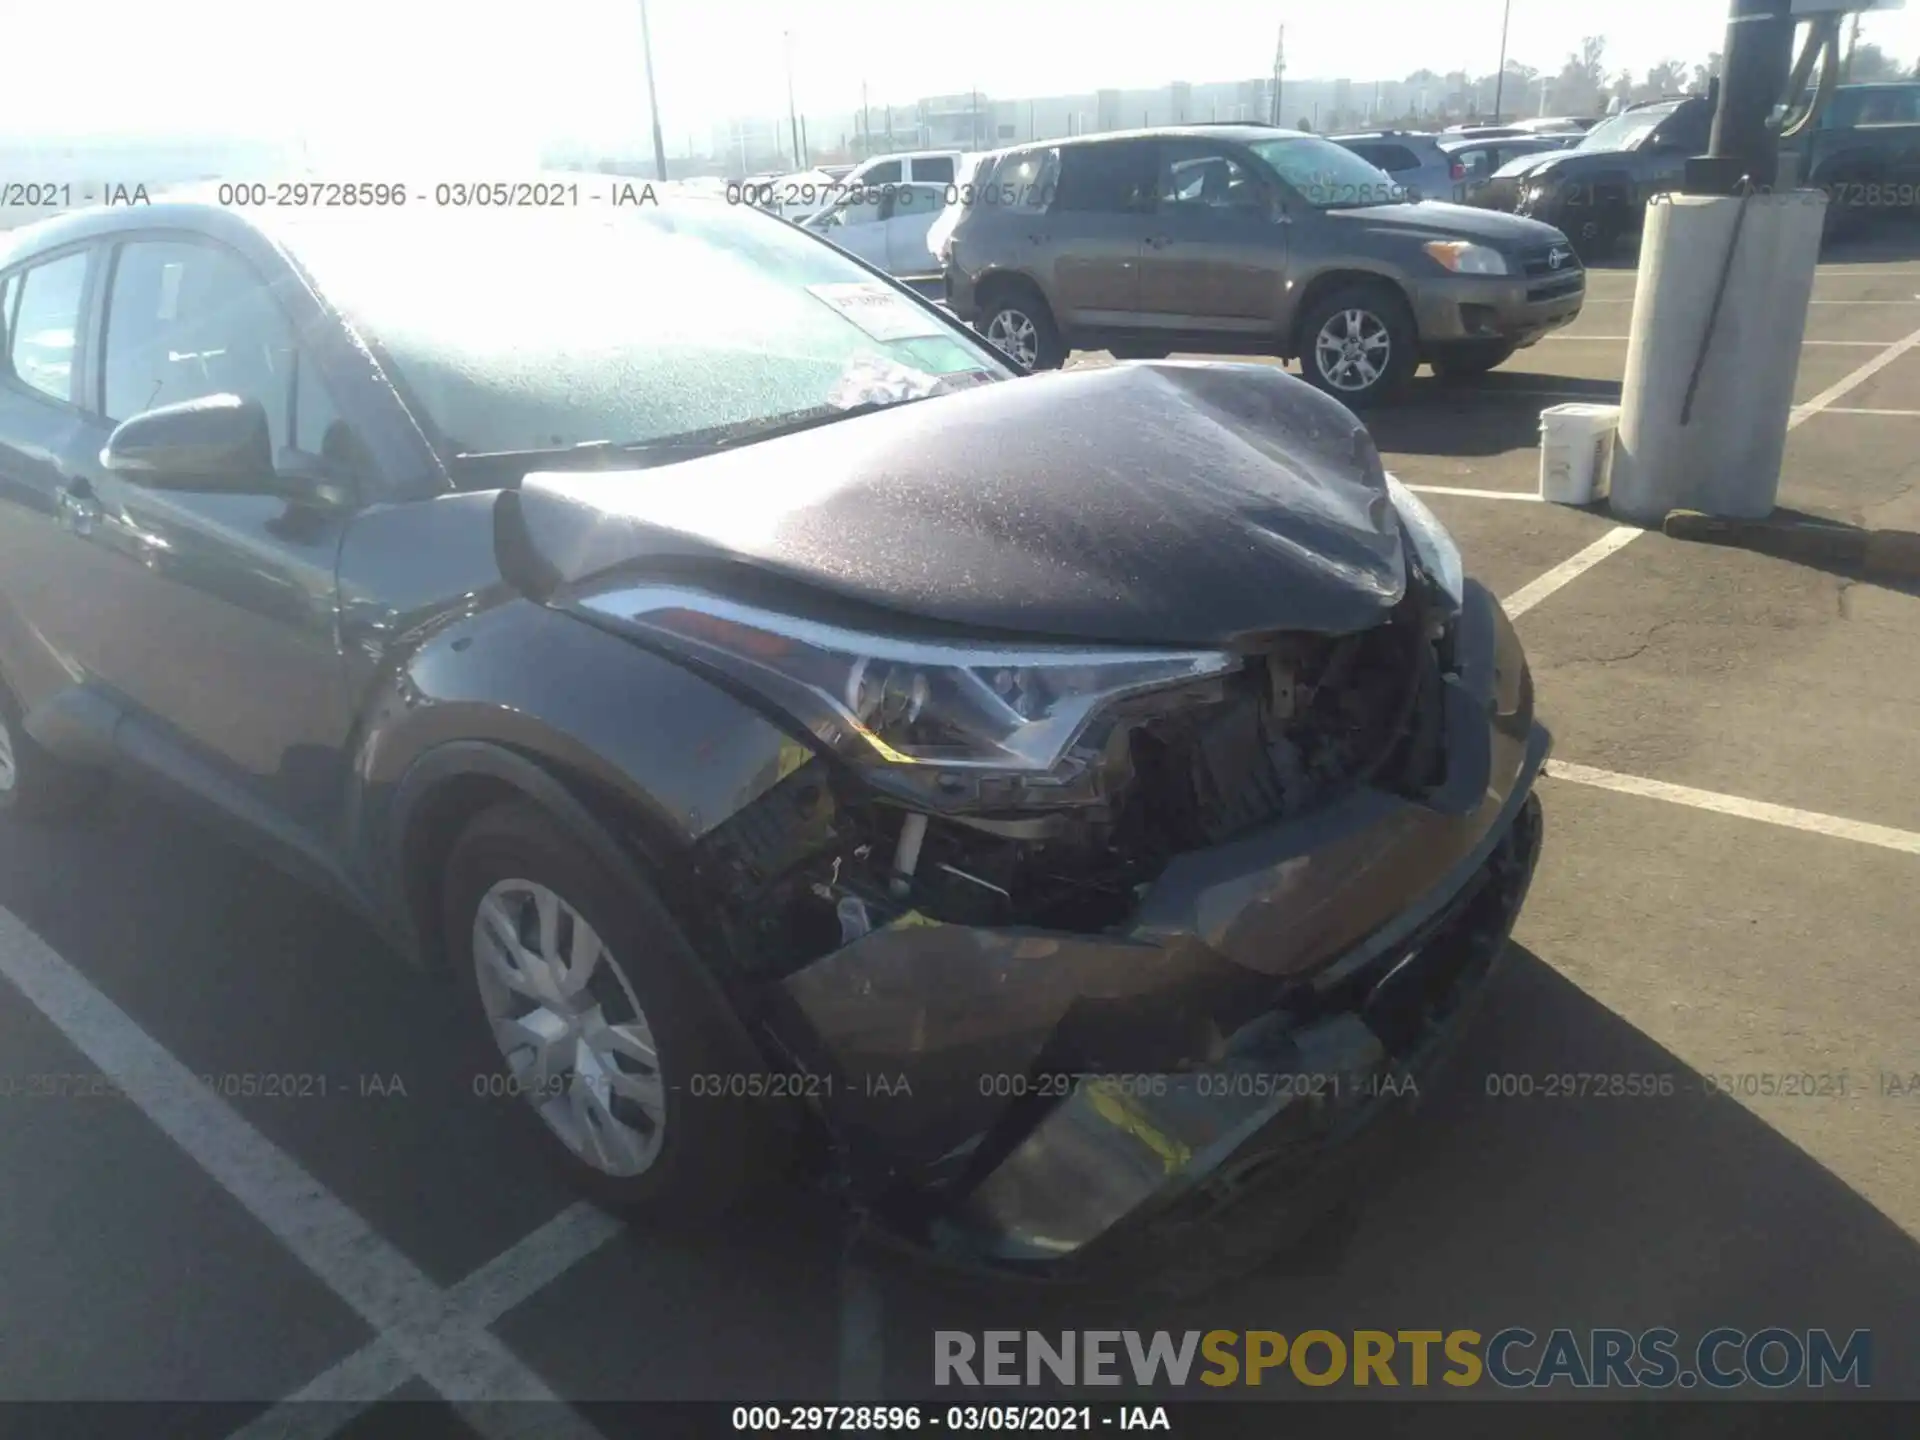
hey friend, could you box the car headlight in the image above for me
[1423,240,1509,275]
[1386,474,1464,607]
[574,587,1233,778]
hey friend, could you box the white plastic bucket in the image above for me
[1538,403,1621,506]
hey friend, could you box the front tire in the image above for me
[1298,283,1417,407]
[444,800,781,1215]
[977,284,1067,370]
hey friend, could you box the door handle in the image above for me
[55,479,99,538]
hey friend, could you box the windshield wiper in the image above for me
[447,395,937,481]
[705,396,931,449]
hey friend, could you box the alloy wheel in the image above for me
[472,878,667,1178]
[984,308,1039,367]
[1314,308,1392,393]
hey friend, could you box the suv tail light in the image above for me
[1450,161,1466,181]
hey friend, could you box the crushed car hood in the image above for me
[495,361,1407,648]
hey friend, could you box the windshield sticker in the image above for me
[807,282,950,342]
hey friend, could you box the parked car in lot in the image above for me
[945,125,1587,402]
[820,149,963,202]
[0,192,1547,1288]
[1441,134,1579,204]
[800,179,950,277]
[1510,116,1598,136]
[1328,130,1461,202]
[1474,84,1920,258]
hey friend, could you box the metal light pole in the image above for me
[638,0,669,181]
[784,31,802,170]
[1493,0,1513,122]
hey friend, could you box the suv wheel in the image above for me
[0,686,104,822]
[444,800,783,1214]
[978,286,1066,370]
[1299,284,1417,406]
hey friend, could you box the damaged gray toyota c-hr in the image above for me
[0,193,1545,1289]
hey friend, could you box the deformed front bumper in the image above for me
[778,579,1548,1273]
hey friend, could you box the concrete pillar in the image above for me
[1610,191,1826,525]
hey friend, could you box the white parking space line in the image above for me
[1407,484,1542,502]
[1502,527,1643,616]
[1817,407,1920,417]
[1546,761,1920,857]
[1581,297,1920,306]
[1543,336,1886,346]
[0,905,608,1440]
[1793,324,1920,421]
[229,1202,623,1440]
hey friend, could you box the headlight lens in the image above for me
[1386,474,1464,607]
[575,587,1233,774]
[1424,240,1509,275]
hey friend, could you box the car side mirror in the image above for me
[102,394,276,494]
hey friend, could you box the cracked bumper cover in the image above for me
[780,579,1548,1269]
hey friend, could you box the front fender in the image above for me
[350,596,803,956]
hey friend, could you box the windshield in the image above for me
[273,200,1009,458]
[1576,110,1669,152]
[1245,136,1408,207]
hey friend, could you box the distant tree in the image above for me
[1554,36,1609,116]
[1847,42,1906,84]
[1481,60,1539,120]
[1691,52,1723,93]
[1638,59,1689,102]
[1297,115,1314,132]
[1405,68,1442,86]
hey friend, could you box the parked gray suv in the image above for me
[944,126,1587,404]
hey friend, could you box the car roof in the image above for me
[1000,124,1313,153]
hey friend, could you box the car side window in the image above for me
[826,193,886,227]
[915,156,956,185]
[1856,89,1920,126]
[1155,142,1269,218]
[103,239,299,448]
[1053,141,1154,213]
[885,183,947,221]
[995,148,1059,214]
[863,161,902,185]
[102,238,360,469]
[1462,148,1498,178]
[7,250,91,405]
[1654,106,1712,152]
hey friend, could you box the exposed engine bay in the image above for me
[695,583,1453,981]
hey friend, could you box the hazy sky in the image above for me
[12,0,1920,159]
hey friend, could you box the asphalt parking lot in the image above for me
[1,237,1917,1436]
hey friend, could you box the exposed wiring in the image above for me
[1679,189,1751,428]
